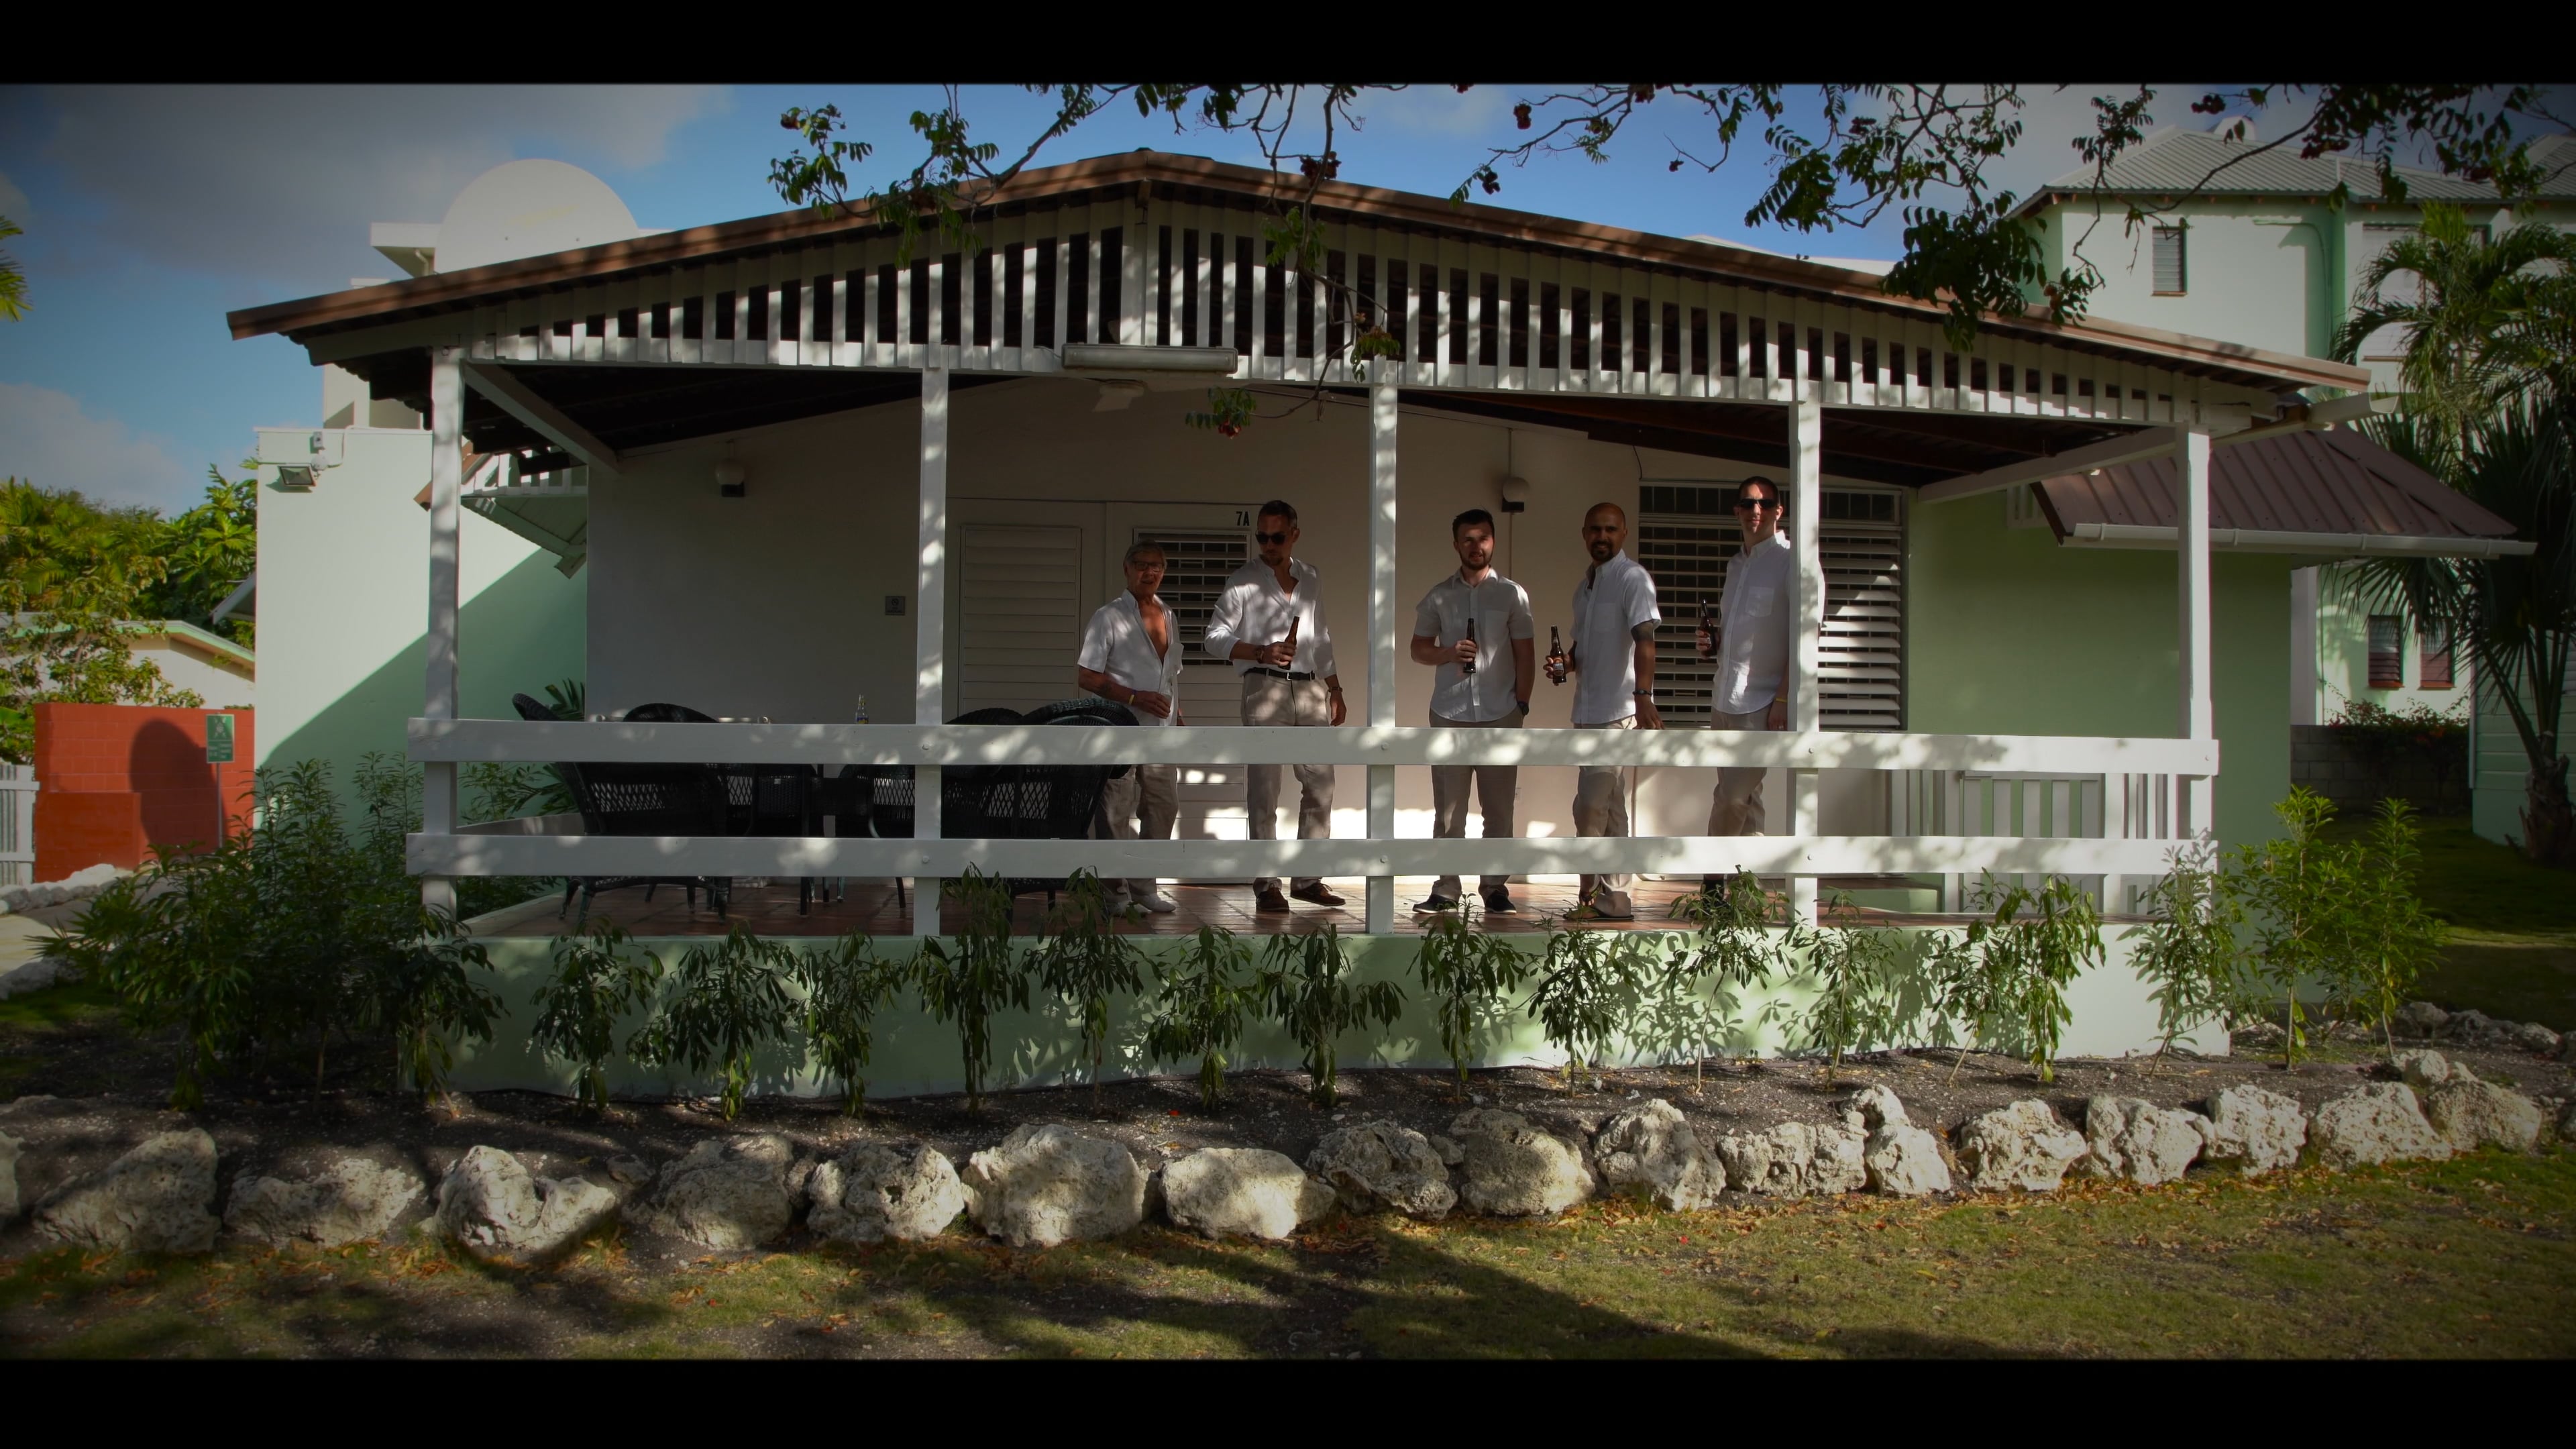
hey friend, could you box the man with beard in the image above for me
[1548,501,1660,920]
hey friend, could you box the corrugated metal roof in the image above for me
[2036,426,2517,539]
[2031,128,2573,206]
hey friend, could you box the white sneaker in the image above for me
[1134,889,1180,914]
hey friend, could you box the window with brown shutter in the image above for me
[2367,615,2404,688]
[2419,631,2453,689]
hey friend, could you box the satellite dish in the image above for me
[434,160,639,273]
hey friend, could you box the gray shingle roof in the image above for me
[2025,127,2575,211]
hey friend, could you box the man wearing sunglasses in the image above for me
[1203,500,1346,912]
[1695,476,1797,885]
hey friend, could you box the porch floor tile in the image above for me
[462,875,1990,940]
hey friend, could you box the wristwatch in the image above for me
[1516,699,1531,716]
[1633,688,1654,699]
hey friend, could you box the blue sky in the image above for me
[0,82,2440,515]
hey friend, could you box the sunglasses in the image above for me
[1254,530,1292,545]
[1734,496,1783,511]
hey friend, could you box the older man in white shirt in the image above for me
[1546,500,1660,921]
[1077,539,1185,912]
[1203,499,1346,913]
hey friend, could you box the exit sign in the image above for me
[205,714,235,764]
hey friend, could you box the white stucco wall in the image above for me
[129,637,254,709]
[585,376,1891,855]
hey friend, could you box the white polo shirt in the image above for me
[1078,592,1182,727]
[1715,532,1797,717]
[1202,556,1337,679]
[1568,551,1660,726]
[1414,570,1534,722]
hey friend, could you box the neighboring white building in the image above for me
[2018,123,2573,839]
[4,615,256,708]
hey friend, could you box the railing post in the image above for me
[914,363,949,934]
[1788,398,1823,924]
[1366,375,1399,933]
[422,343,463,918]
[2177,424,2214,844]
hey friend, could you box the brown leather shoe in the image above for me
[1290,883,1348,908]
[1255,888,1293,912]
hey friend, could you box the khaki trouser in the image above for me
[1430,708,1520,900]
[1243,672,1335,893]
[1707,707,1774,837]
[1572,714,1638,910]
[1095,763,1179,897]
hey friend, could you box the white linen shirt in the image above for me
[1078,592,1183,727]
[1568,552,1661,725]
[1413,570,1535,722]
[1202,556,1337,678]
[1714,532,1797,716]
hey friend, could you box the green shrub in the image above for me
[911,866,1027,1114]
[634,922,798,1120]
[1786,902,1907,1085]
[1028,869,1148,1109]
[1527,924,1662,1093]
[531,918,665,1113]
[1662,869,1790,1086]
[1953,873,2103,1083]
[1144,926,1254,1110]
[794,929,906,1115]
[1257,925,1405,1109]
[1411,907,1532,1092]
[2126,853,2253,1067]
[2226,788,2351,1064]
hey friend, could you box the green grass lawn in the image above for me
[5,1149,2571,1359]
[2323,812,2576,1030]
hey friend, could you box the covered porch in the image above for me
[229,150,2388,941]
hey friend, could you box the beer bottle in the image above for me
[1281,610,1301,667]
[1697,596,1717,661]
[1460,615,1477,676]
[1546,627,1568,686]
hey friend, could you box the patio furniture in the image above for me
[940,700,1136,905]
[525,694,735,924]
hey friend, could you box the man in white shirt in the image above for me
[1694,477,1797,877]
[1202,500,1347,913]
[1411,508,1536,914]
[1546,501,1661,920]
[1077,539,1185,913]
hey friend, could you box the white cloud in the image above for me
[0,382,199,513]
[18,85,729,292]
[1358,85,1514,140]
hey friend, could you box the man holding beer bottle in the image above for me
[1204,500,1346,913]
[1695,476,1797,885]
[1409,508,1534,914]
[1550,501,1660,921]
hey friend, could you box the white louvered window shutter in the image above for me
[2152,227,2188,295]
[1637,484,1906,731]
[955,523,1087,715]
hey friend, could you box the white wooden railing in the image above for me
[408,718,2212,928]
[0,763,34,886]
[1891,768,2187,914]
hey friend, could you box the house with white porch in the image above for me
[223,150,2526,1095]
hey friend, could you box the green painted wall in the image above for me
[1909,492,2295,852]
[441,928,2202,1101]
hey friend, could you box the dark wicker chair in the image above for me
[539,696,734,924]
[938,700,1137,904]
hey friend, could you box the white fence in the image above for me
[408,718,2214,928]
[0,764,34,886]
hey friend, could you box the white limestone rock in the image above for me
[2079,1096,2209,1186]
[2438,1009,2504,1046]
[1955,1101,2088,1193]
[1592,1099,1725,1211]
[1160,1148,1336,1240]
[224,1156,424,1247]
[2392,1001,2448,1039]
[2421,1077,2543,1153]
[2390,1049,2452,1088]
[2307,1083,2453,1170]
[2509,1022,2562,1055]
[2200,1085,2308,1176]
[34,1128,220,1254]
[806,1144,966,1245]
[1716,1121,1866,1197]
[1304,1120,1456,1220]
[962,1125,1148,1248]
[1864,1124,1952,1197]
[435,1145,621,1267]
[1447,1109,1593,1218]
[633,1134,800,1250]
[1845,1084,1910,1132]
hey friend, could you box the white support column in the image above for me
[1366,376,1399,933]
[1788,399,1823,924]
[2177,424,2216,845]
[421,344,464,918]
[914,364,950,934]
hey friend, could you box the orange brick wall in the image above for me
[32,703,256,881]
